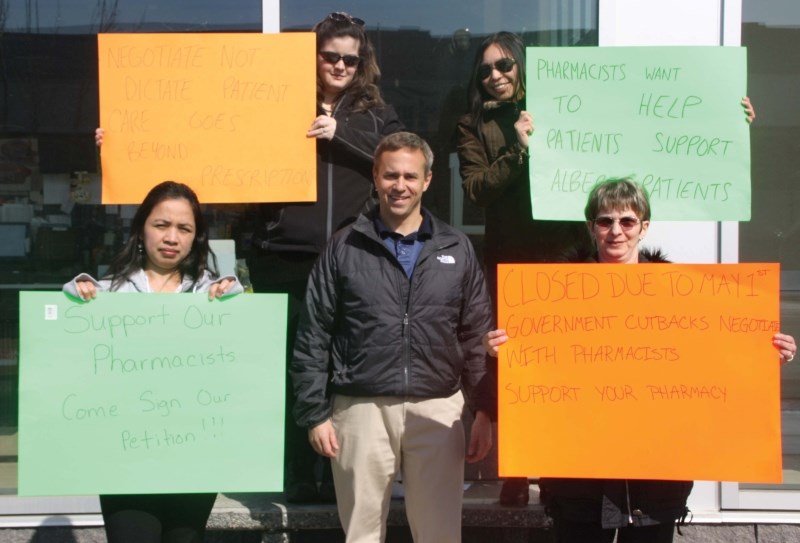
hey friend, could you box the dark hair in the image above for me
[313,13,385,112]
[374,132,434,174]
[584,177,652,222]
[466,31,526,130]
[107,181,216,290]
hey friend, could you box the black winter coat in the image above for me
[540,247,693,529]
[457,103,592,270]
[253,94,403,255]
[291,208,495,429]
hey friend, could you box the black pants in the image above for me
[100,493,216,543]
[553,518,675,543]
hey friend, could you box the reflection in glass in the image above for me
[741,1,800,490]
[0,0,261,498]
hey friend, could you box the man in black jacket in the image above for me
[291,132,494,542]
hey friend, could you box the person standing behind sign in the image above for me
[457,32,758,506]
[456,30,593,506]
[95,12,404,503]
[484,177,795,543]
[247,11,404,503]
[63,181,242,543]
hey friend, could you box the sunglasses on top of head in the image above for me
[328,12,366,26]
[592,216,641,231]
[478,57,516,80]
[319,51,362,67]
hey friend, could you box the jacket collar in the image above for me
[354,206,460,250]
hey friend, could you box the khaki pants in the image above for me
[331,392,466,543]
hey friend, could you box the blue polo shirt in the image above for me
[374,212,433,279]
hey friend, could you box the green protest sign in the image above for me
[18,291,286,496]
[526,46,750,220]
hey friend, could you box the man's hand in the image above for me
[308,419,339,458]
[466,410,492,463]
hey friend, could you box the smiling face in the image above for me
[317,36,360,99]
[140,197,196,274]
[373,147,432,235]
[480,43,520,101]
[588,207,649,264]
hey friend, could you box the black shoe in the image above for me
[319,481,337,503]
[499,477,529,506]
[285,481,319,504]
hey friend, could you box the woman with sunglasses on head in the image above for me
[94,13,402,504]
[63,181,243,543]
[248,11,403,504]
[456,31,593,507]
[483,177,795,543]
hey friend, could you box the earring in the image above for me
[137,240,144,254]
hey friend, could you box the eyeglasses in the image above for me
[478,57,516,80]
[592,216,641,231]
[328,12,366,26]
[319,51,362,67]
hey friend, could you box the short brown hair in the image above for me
[584,177,651,221]
[374,132,434,174]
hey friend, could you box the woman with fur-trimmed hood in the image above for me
[484,178,796,542]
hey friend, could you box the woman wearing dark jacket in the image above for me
[456,30,591,506]
[457,32,758,507]
[253,12,404,254]
[484,178,796,542]
[247,12,403,503]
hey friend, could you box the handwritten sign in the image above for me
[18,292,287,496]
[98,33,317,204]
[526,46,750,221]
[497,263,781,483]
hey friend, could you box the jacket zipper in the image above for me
[324,100,343,241]
[358,222,459,397]
[626,480,633,524]
[326,161,333,240]
[402,312,410,393]
[400,241,455,395]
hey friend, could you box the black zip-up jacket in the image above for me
[252,94,403,255]
[291,208,495,429]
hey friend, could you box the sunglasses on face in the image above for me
[319,51,362,67]
[592,216,641,231]
[328,11,366,26]
[478,57,516,80]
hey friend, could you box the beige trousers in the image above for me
[330,391,466,543]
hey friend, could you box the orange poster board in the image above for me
[98,33,316,204]
[497,263,782,483]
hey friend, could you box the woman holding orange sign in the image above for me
[248,12,403,504]
[484,177,795,543]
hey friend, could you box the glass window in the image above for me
[731,0,800,504]
[0,0,261,504]
[0,0,597,508]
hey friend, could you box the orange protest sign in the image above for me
[98,33,316,204]
[497,263,782,483]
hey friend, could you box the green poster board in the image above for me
[526,46,750,221]
[18,292,286,496]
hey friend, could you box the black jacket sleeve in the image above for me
[331,104,404,162]
[290,239,340,429]
[457,238,497,419]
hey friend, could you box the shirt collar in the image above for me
[373,210,433,241]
